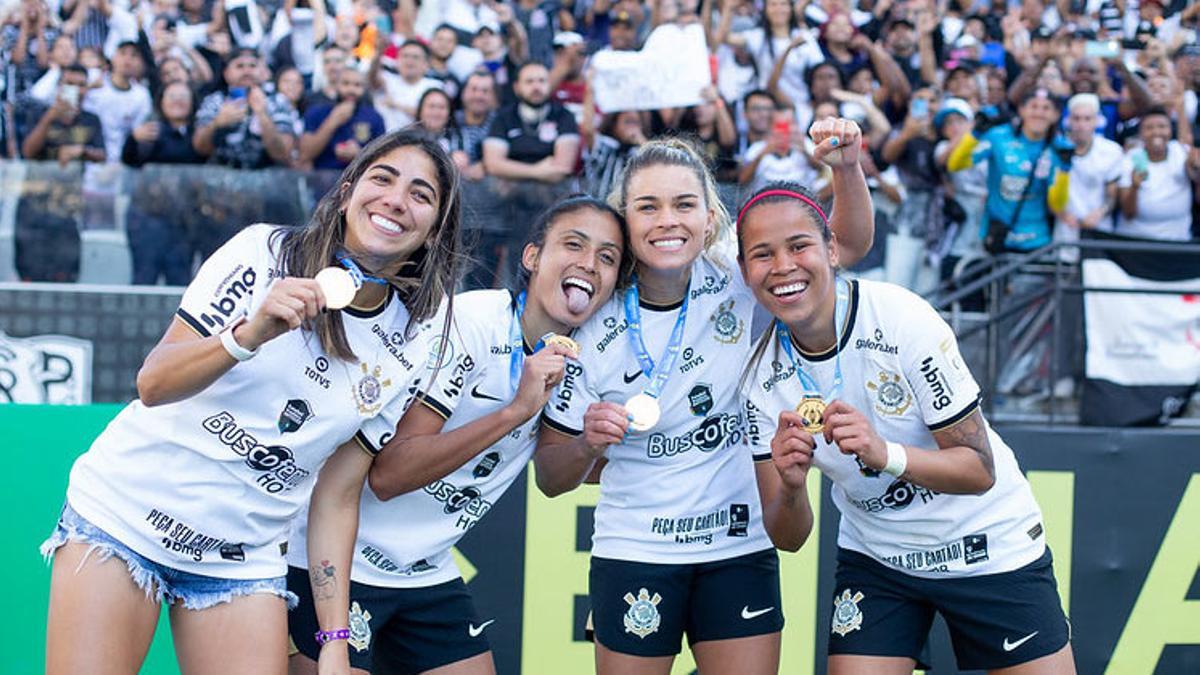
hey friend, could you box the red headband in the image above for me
[736,189,829,230]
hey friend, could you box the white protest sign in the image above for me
[592,23,711,113]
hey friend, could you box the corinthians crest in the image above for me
[348,601,372,652]
[866,370,912,416]
[831,589,865,637]
[353,362,392,416]
[710,300,744,344]
[623,588,662,638]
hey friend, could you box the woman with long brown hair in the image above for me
[42,128,464,675]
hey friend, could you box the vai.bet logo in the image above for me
[202,411,310,493]
[198,265,256,331]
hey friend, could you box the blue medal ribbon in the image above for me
[775,277,850,401]
[508,291,528,395]
[623,278,691,401]
[337,255,389,288]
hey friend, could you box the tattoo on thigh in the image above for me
[310,559,336,601]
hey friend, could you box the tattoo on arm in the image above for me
[938,409,994,480]
[310,559,336,601]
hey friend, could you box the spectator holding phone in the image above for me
[948,88,1071,254]
[21,64,106,164]
[881,88,942,241]
[1117,106,1199,241]
[193,48,299,168]
[738,102,821,193]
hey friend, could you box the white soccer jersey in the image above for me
[66,225,428,579]
[743,279,1045,578]
[544,254,774,564]
[289,290,543,588]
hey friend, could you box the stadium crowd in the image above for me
[2,0,1200,287]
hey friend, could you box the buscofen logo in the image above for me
[919,356,953,411]
[846,480,935,513]
[198,266,256,331]
[202,411,310,493]
[647,412,742,458]
[425,478,493,530]
[855,329,898,355]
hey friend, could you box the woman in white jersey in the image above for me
[287,195,629,674]
[736,181,1076,674]
[535,125,873,674]
[41,129,464,675]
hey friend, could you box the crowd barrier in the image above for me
[0,160,752,287]
[5,404,1198,674]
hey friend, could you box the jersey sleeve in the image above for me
[176,225,274,337]
[743,398,773,462]
[897,293,981,431]
[542,356,599,437]
[411,320,476,421]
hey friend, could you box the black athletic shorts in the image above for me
[287,566,491,674]
[827,547,1070,671]
[589,548,784,657]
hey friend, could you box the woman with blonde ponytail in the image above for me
[535,119,874,674]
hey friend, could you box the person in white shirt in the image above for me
[736,181,1076,675]
[534,121,872,674]
[738,103,821,194]
[1058,93,1122,243]
[376,39,442,132]
[1117,106,1200,241]
[41,130,465,675]
[83,40,152,162]
[292,195,628,675]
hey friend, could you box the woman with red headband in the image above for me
[736,181,1076,674]
[533,119,871,674]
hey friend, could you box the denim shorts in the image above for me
[41,502,296,611]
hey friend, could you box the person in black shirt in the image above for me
[121,80,204,286]
[482,60,579,182]
[21,65,105,163]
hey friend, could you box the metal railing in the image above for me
[927,237,1200,426]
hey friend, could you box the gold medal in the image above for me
[315,267,358,310]
[795,396,826,434]
[542,333,580,358]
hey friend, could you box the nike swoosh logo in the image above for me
[468,619,495,637]
[623,370,643,384]
[741,605,774,620]
[470,385,502,402]
[1003,631,1038,652]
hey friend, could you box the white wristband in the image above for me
[882,441,907,478]
[220,317,258,362]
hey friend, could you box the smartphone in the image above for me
[772,118,791,152]
[375,14,392,35]
[1132,148,1149,176]
[60,84,80,107]
[708,54,719,85]
[911,98,929,119]
[1085,40,1121,59]
[229,87,247,100]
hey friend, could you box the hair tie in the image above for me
[736,189,829,230]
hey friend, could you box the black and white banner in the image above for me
[1081,241,1200,426]
[0,331,93,404]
